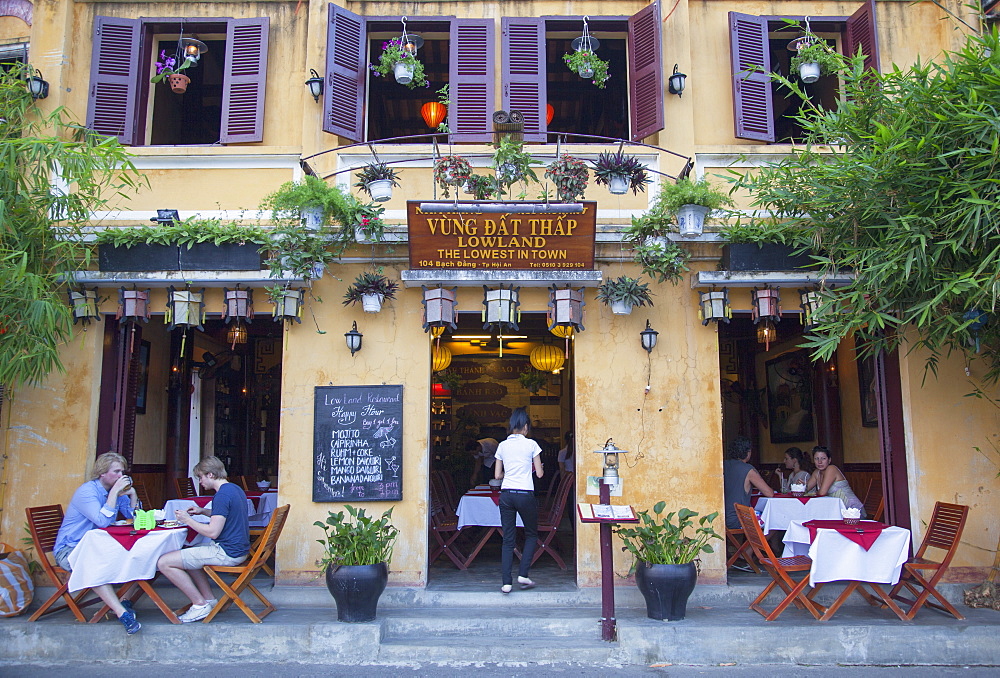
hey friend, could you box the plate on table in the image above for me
[113,519,133,526]
[161,520,182,528]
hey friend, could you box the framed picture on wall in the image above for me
[135,340,150,415]
[857,354,878,427]
[765,349,815,443]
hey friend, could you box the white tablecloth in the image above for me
[67,527,189,592]
[249,491,279,527]
[782,520,912,587]
[757,496,845,534]
[456,493,523,529]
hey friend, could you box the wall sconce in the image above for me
[68,288,100,325]
[668,64,687,97]
[116,288,150,322]
[594,438,624,488]
[698,288,732,325]
[149,209,180,225]
[180,38,208,63]
[640,320,659,353]
[530,343,565,374]
[752,286,781,350]
[271,288,304,324]
[27,69,49,100]
[345,320,363,356]
[305,69,324,103]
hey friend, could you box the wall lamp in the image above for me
[668,64,687,97]
[27,69,49,100]
[345,320,363,356]
[305,69,324,103]
[640,319,658,353]
[150,209,180,225]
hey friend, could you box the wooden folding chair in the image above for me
[431,470,458,511]
[735,503,827,621]
[864,495,885,523]
[888,501,969,620]
[26,505,101,622]
[174,476,197,499]
[132,479,153,511]
[230,475,251,492]
[201,504,290,623]
[726,527,761,573]
[429,490,470,570]
[529,472,574,568]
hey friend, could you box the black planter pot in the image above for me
[98,244,180,271]
[180,243,264,271]
[721,243,814,272]
[635,561,697,621]
[325,562,388,622]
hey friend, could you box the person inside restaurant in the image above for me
[466,436,499,488]
[807,445,866,516]
[775,446,813,493]
[494,407,543,594]
[53,452,141,634]
[156,456,250,622]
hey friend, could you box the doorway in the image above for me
[426,312,577,590]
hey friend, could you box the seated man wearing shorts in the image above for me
[157,455,250,622]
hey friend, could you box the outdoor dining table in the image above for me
[164,490,278,527]
[67,525,192,624]
[782,519,912,621]
[756,495,845,534]
[455,486,523,567]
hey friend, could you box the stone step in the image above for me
[381,606,603,638]
[377,634,617,664]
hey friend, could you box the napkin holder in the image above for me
[133,509,157,531]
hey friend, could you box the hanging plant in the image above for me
[789,35,844,80]
[544,154,590,202]
[596,275,654,309]
[463,174,496,200]
[343,270,400,311]
[590,151,650,195]
[518,368,548,394]
[369,37,428,89]
[562,49,610,89]
[354,163,401,202]
[433,155,473,197]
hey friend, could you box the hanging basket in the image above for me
[608,174,629,195]
[361,293,384,314]
[394,62,414,85]
[798,62,821,84]
[366,179,393,202]
[168,73,191,94]
[610,299,634,316]
[677,204,710,238]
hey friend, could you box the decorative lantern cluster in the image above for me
[698,288,732,326]
[482,285,520,357]
[752,286,781,350]
[547,286,585,357]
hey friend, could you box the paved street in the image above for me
[0,663,997,677]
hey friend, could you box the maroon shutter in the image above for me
[628,2,664,141]
[112,322,143,466]
[221,18,269,144]
[324,4,366,141]
[845,0,880,73]
[502,18,545,143]
[86,16,139,144]
[450,19,494,143]
[729,12,774,142]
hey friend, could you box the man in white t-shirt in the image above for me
[466,437,499,487]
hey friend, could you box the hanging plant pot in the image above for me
[610,299,634,316]
[168,73,191,94]
[366,179,393,202]
[578,64,595,79]
[798,61,821,84]
[325,563,389,622]
[393,62,414,85]
[302,206,324,231]
[635,562,698,621]
[608,174,629,195]
[677,204,711,239]
[361,293,384,314]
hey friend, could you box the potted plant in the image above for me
[354,163,401,202]
[595,275,653,315]
[343,270,400,313]
[434,155,473,197]
[590,151,649,196]
[544,154,589,202]
[614,503,722,621]
[150,50,194,93]
[463,174,496,200]
[262,175,340,231]
[656,177,733,239]
[790,36,843,84]
[369,37,428,89]
[719,220,815,272]
[633,239,691,284]
[315,505,398,622]
[265,224,336,281]
[518,368,548,394]
[562,49,610,89]
[491,135,540,198]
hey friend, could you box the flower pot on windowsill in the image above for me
[393,62,414,86]
[361,293,384,314]
[366,179,393,202]
[797,62,821,84]
[168,73,191,94]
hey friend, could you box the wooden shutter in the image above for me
[845,0,880,73]
[501,18,545,143]
[729,12,774,142]
[86,16,139,144]
[628,2,664,141]
[450,19,494,143]
[112,322,143,466]
[221,18,269,144]
[324,4,366,141]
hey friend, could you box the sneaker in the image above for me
[178,602,213,623]
[120,599,133,612]
[501,584,512,594]
[119,609,141,635]
[517,576,536,590]
[204,598,218,609]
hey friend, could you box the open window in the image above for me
[729,1,878,143]
[86,16,269,146]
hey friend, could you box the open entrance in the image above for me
[718,312,908,577]
[427,312,577,590]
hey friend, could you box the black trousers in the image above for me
[499,489,538,585]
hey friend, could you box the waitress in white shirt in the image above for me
[494,407,544,594]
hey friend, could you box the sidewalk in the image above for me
[2,580,999,667]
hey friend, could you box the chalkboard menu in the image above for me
[313,385,403,502]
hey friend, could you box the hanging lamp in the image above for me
[547,285,585,358]
[421,101,447,129]
[431,344,453,371]
[751,286,781,351]
[530,343,565,374]
[422,286,458,346]
[698,288,732,325]
[271,288,304,324]
[68,288,100,325]
[482,284,520,357]
[166,287,206,359]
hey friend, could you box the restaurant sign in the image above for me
[407,201,596,270]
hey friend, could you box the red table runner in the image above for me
[104,525,182,550]
[773,493,812,505]
[803,519,887,550]
[465,490,500,506]
[191,496,212,508]
[244,491,264,511]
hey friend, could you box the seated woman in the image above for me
[775,446,813,493]
[807,445,865,516]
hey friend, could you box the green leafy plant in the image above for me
[434,155,473,197]
[94,218,268,248]
[562,49,610,89]
[343,270,400,306]
[544,154,590,202]
[614,503,722,570]
[369,37,428,89]
[354,162,401,189]
[790,36,844,78]
[634,239,690,285]
[590,151,650,195]
[518,368,548,394]
[595,275,654,307]
[434,84,450,133]
[314,505,399,569]
[436,368,461,392]
[149,49,193,84]
[261,175,343,229]
[266,225,337,280]
[657,178,733,215]
[491,135,541,198]
[463,174,496,200]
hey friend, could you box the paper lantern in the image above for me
[69,288,100,325]
[223,287,254,323]
[116,288,150,323]
[546,103,554,126]
[432,344,453,371]
[698,289,731,325]
[422,286,458,334]
[271,289,304,324]
[530,344,565,374]
[752,287,781,351]
[421,101,447,129]
[166,288,206,331]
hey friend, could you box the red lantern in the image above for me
[546,103,554,126]
[421,101,447,129]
